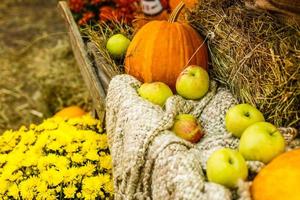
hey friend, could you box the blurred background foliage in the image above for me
[0,0,91,133]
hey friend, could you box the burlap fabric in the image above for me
[106,75,298,200]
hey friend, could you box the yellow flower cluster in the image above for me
[0,115,113,199]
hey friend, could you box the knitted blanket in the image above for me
[106,75,298,200]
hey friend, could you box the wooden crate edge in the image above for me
[57,1,106,121]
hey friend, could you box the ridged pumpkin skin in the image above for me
[125,20,208,89]
[251,149,300,200]
[170,0,198,10]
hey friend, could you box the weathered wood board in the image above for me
[58,1,108,121]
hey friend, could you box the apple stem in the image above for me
[269,130,277,136]
[244,112,250,117]
[168,1,185,23]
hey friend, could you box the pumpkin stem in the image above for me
[168,1,185,23]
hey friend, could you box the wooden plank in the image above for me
[57,1,106,121]
[87,42,111,92]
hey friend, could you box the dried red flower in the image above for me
[78,12,95,25]
[69,0,85,13]
[69,0,140,25]
[99,6,117,22]
[90,0,102,5]
[116,0,138,7]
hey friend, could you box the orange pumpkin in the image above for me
[170,0,198,10]
[125,2,208,89]
[54,106,86,119]
[251,148,300,200]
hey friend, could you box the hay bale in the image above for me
[189,0,300,129]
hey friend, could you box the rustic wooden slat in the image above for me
[87,42,111,92]
[57,1,106,121]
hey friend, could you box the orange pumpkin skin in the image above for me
[170,0,198,10]
[251,148,300,200]
[54,106,86,119]
[125,20,208,89]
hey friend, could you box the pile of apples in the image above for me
[138,65,209,144]
[106,33,286,190]
[208,104,285,188]
[106,33,209,144]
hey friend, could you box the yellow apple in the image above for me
[106,34,130,58]
[175,65,209,100]
[138,82,173,106]
[207,148,248,188]
[225,104,265,138]
[239,122,285,164]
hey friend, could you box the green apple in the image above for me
[225,103,265,138]
[171,114,204,143]
[106,34,130,58]
[138,82,173,106]
[207,148,248,188]
[239,122,285,164]
[175,65,209,100]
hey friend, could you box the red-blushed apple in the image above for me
[206,148,248,188]
[175,65,209,100]
[239,122,285,164]
[225,103,265,138]
[106,34,130,58]
[138,82,173,106]
[171,114,204,143]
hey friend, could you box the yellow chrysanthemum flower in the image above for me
[7,183,18,199]
[97,134,109,150]
[0,154,7,165]
[78,163,95,176]
[0,179,8,196]
[0,114,114,199]
[104,180,114,196]
[19,177,39,199]
[61,167,80,183]
[40,168,63,186]
[71,153,85,163]
[86,150,99,161]
[36,180,48,193]
[63,184,77,198]
[100,155,113,170]
[36,189,56,200]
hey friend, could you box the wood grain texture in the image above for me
[87,42,112,92]
[57,1,106,121]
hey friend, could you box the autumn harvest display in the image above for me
[82,0,299,198]
[0,0,299,199]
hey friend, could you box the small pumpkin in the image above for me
[125,1,208,89]
[251,148,300,200]
[54,106,86,119]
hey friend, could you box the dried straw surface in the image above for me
[83,22,134,78]
[0,0,91,133]
[189,0,300,129]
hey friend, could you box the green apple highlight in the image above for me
[225,103,265,137]
[176,65,209,100]
[106,34,130,58]
[206,148,248,188]
[239,122,285,164]
[138,82,173,106]
[171,114,204,143]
